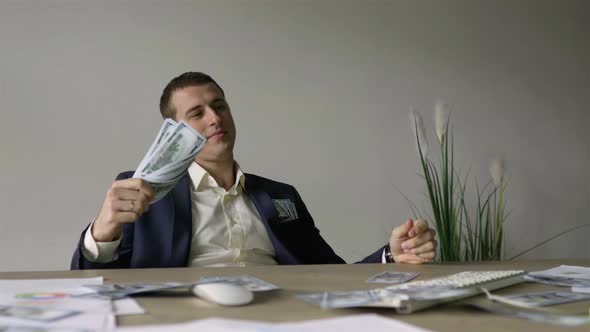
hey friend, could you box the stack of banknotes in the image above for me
[133,119,206,203]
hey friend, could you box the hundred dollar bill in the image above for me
[132,120,206,202]
[138,122,205,177]
[135,118,177,172]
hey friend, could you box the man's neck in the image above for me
[196,159,236,191]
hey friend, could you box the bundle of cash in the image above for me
[297,285,471,309]
[133,119,206,203]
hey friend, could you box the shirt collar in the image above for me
[187,161,246,194]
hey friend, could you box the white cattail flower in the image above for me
[409,109,429,159]
[489,156,505,187]
[434,100,449,144]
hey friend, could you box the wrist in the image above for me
[92,219,122,242]
[384,243,395,263]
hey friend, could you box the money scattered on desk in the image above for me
[525,265,590,287]
[470,302,590,327]
[367,272,419,284]
[572,285,590,294]
[78,282,192,299]
[297,289,390,308]
[197,276,280,292]
[505,291,590,307]
[0,305,79,322]
[298,285,471,309]
[384,284,472,301]
[133,119,206,203]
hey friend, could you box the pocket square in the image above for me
[272,199,298,222]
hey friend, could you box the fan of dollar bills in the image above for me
[133,119,207,203]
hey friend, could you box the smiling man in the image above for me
[71,72,437,269]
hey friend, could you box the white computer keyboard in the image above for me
[399,270,525,288]
[387,270,526,313]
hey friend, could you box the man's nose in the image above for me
[204,107,222,126]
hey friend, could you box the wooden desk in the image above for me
[1,259,589,331]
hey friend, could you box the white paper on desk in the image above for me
[114,298,145,315]
[117,317,269,331]
[0,277,114,330]
[0,277,106,313]
[0,287,109,312]
[0,323,92,331]
[274,314,434,332]
[0,277,103,293]
[0,294,114,330]
[117,314,434,332]
[0,286,141,317]
[0,311,115,330]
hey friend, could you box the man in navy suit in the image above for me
[71,72,437,270]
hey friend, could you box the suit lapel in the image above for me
[169,174,193,267]
[134,174,191,268]
[245,176,299,265]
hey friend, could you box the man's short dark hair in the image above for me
[159,72,225,119]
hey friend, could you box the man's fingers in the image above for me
[407,240,437,255]
[390,218,437,264]
[112,188,141,201]
[112,179,155,201]
[137,181,155,200]
[391,219,414,239]
[393,253,428,264]
[408,219,429,237]
[112,200,141,213]
[418,251,435,260]
[112,188,153,207]
[401,228,435,250]
[112,178,144,190]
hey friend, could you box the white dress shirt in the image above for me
[82,162,277,266]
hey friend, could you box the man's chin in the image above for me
[195,152,234,164]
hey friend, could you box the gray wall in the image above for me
[0,0,588,271]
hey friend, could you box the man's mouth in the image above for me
[208,130,226,139]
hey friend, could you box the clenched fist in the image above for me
[389,219,437,264]
[92,178,154,242]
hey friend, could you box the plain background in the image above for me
[0,0,588,271]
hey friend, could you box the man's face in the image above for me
[170,83,236,164]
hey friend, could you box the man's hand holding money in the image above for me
[91,119,205,242]
[92,178,155,242]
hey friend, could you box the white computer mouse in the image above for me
[192,282,254,306]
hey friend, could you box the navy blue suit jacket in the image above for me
[71,172,385,269]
